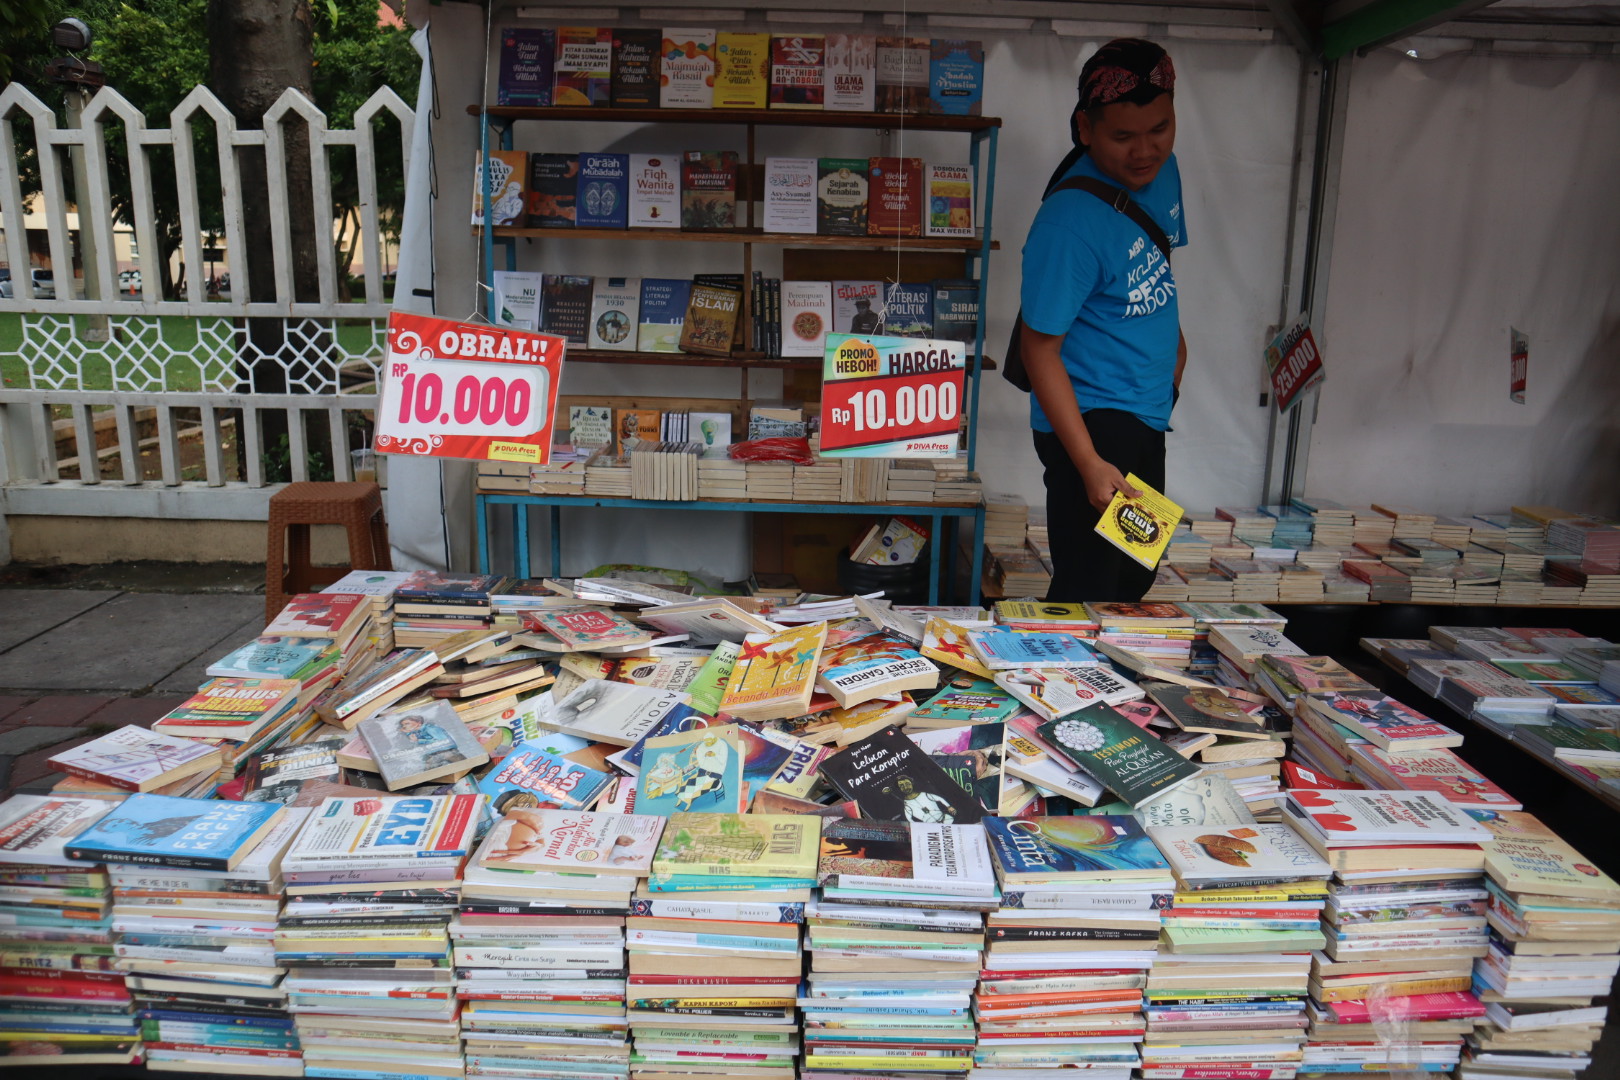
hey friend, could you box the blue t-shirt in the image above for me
[1020,152,1188,433]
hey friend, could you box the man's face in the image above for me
[1077,94,1176,191]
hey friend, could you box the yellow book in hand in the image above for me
[1094,473,1183,569]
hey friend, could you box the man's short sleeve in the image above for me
[1020,203,1102,338]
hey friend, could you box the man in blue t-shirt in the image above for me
[1020,38,1187,603]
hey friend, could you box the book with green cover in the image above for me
[651,812,820,879]
[1036,703,1202,808]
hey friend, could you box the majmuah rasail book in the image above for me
[818,724,984,824]
[477,808,665,875]
[0,794,118,866]
[1094,473,1184,569]
[982,814,1170,884]
[357,700,491,792]
[281,794,484,869]
[63,793,284,872]
[47,724,223,793]
[817,817,996,898]
[1036,702,1203,808]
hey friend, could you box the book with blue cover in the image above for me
[909,677,1023,726]
[64,794,284,872]
[638,278,693,352]
[968,627,1100,670]
[577,152,629,229]
[206,635,337,681]
[478,733,612,813]
[927,39,982,116]
[881,281,932,338]
[984,814,1170,883]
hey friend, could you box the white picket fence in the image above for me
[0,82,412,546]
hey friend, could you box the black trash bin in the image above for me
[837,551,931,605]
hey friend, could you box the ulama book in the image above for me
[282,794,484,868]
[1147,823,1332,888]
[818,724,984,825]
[823,32,875,111]
[817,817,994,897]
[64,794,284,872]
[720,622,828,723]
[48,725,223,793]
[152,676,299,741]
[1094,473,1183,569]
[478,808,665,875]
[1036,704,1202,808]
[983,815,1169,883]
[652,812,820,879]
[358,701,491,792]
[0,795,118,866]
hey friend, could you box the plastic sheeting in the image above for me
[1309,49,1620,517]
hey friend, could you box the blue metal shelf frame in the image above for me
[477,494,986,607]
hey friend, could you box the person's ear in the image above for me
[1073,108,1090,149]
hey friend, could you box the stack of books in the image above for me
[1211,558,1283,603]
[1292,496,1355,547]
[978,816,1171,1080]
[392,572,504,648]
[456,809,656,1080]
[805,819,991,1078]
[277,794,481,1080]
[1342,558,1412,602]
[982,493,1027,551]
[1144,822,1333,1078]
[1216,507,1275,547]
[208,633,347,711]
[630,812,817,1080]
[0,794,139,1069]
[265,591,379,676]
[1465,811,1620,1080]
[696,457,747,500]
[1259,504,1314,548]
[794,461,843,502]
[585,455,634,497]
[323,569,413,652]
[745,463,797,501]
[1251,655,1375,712]
[112,803,308,1076]
[1085,603,1196,670]
[1206,625,1306,686]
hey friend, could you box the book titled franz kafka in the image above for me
[1037,703,1203,809]
[64,794,284,872]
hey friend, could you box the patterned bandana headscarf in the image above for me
[1078,38,1175,113]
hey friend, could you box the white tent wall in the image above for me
[1308,47,1620,517]
[414,8,1303,578]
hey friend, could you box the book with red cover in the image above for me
[866,157,923,238]
[263,592,371,642]
[1323,990,1485,1024]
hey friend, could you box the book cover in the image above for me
[396,571,504,604]
[540,274,593,345]
[817,817,994,894]
[661,28,716,108]
[478,734,613,813]
[576,153,628,229]
[984,815,1169,881]
[819,725,984,824]
[1482,833,1620,901]
[1280,789,1493,846]
[636,725,748,815]
[1260,655,1374,697]
[763,157,818,234]
[553,26,613,107]
[1130,773,1258,830]
[0,796,118,867]
[779,279,833,358]
[611,407,662,453]
[831,279,883,333]
[1145,682,1270,740]
[48,726,222,793]
[927,279,980,349]
[492,269,543,330]
[65,795,283,872]
[908,721,1011,815]
[1147,824,1332,886]
[497,28,554,106]
[611,27,660,107]
[283,794,483,867]
[875,37,928,113]
[769,35,824,109]
[533,609,650,650]
[242,739,344,804]
[911,676,1021,725]
[817,159,869,236]
[714,32,769,109]
[316,648,443,726]
[1347,744,1521,811]
[587,276,640,351]
[359,701,490,792]
[627,155,678,229]
[264,592,369,639]
[544,680,689,747]
[478,808,665,874]
[652,813,820,879]
[1037,704,1203,808]
[882,281,932,338]
[816,633,939,709]
[925,164,974,238]
[472,150,528,227]
[154,676,298,734]
[637,278,692,352]
[679,281,742,356]
[823,33,875,111]
[928,39,983,116]
[1095,473,1184,570]
[993,665,1117,722]
[526,152,578,228]
[867,157,923,238]
[968,627,1099,670]
[680,150,739,230]
[719,623,829,723]
[920,618,994,679]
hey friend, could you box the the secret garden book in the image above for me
[819,725,984,825]
[64,794,284,872]
[1036,703,1202,808]
[816,633,938,708]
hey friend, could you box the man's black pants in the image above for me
[1032,409,1166,604]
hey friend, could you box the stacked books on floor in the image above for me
[457,808,649,1080]
[630,812,816,1080]
[0,794,139,1068]
[1463,810,1620,1080]
[977,816,1171,1080]
[805,818,991,1078]
[277,794,480,1080]
[1144,822,1332,1079]
[1281,788,1495,1076]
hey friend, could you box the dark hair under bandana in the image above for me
[1078,38,1175,112]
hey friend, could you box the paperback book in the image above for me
[635,724,748,815]
[358,701,491,791]
[1036,703,1203,808]
[47,725,223,793]
[64,794,283,872]
[478,807,665,875]
[983,814,1169,882]
[818,724,985,824]
[817,817,994,896]
[0,795,118,866]
[282,794,484,868]
[478,733,613,812]
[651,812,820,879]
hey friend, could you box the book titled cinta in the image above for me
[47,724,223,793]
[983,815,1170,884]
[64,794,284,872]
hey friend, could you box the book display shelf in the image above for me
[470,99,1003,602]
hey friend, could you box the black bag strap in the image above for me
[1043,175,1174,266]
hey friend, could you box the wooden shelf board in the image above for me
[562,349,998,372]
[470,104,1000,132]
[483,225,996,251]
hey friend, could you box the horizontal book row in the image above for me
[493,271,979,358]
[499,28,982,115]
[474,150,974,238]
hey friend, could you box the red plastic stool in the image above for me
[265,481,392,624]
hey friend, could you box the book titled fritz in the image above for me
[1037,703,1202,808]
[47,725,223,793]
[64,794,284,872]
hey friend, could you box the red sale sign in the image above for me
[819,334,965,458]
[1264,315,1325,414]
[375,312,566,463]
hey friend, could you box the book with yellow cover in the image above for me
[1094,473,1184,569]
[1483,831,1620,901]
[719,623,828,722]
[920,617,993,679]
[714,32,770,109]
[651,811,821,879]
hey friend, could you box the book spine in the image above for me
[62,846,232,872]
